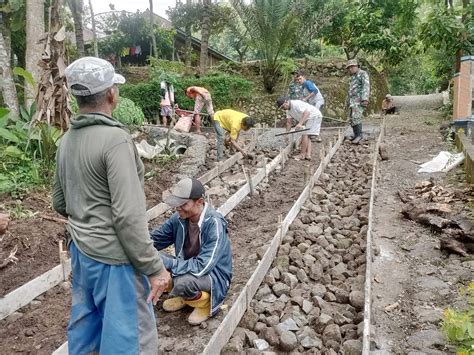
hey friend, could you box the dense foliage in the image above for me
[120,74,253,121]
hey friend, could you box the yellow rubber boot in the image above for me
[183,292,211,325]
[163,297,186,312]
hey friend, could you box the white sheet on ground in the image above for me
[135,139,172,159]
[417,151,465,173]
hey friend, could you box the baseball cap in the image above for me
[164,177,205,208]
[346,59,358,68]
[386,94,392,99]
[65,56,126,96]
[276,96,288,108]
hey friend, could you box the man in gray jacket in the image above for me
[53,57,170,355]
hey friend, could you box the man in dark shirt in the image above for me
[150,178,232,325]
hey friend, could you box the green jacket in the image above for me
[53,113,164,276]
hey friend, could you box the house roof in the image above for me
[151,11,234,62]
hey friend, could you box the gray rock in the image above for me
[256,284,273,301]
[406,330,445,349]
[302,300,313,314]
[265,315,280,326]
[333,312,351,325]
[275,255,290,272]
[323,324,342,344]
[6,311,23,323]
[349,291,364,311]
[289,247,304,264]
[415,306,443,324]
[313,186,328,199]
[273,282,290,297]
[245,329,258,345]
[253,338,270,351]
[269,267,280,280]
[262,326,280,346]
[342,339,362,354]
[309,262,324,281]
[303,253,316,266]
[316,235,330,247]
[282,272,299,289]
[241,309,259,330]
[277,318,299,332]
[301,335,323,349]
[296,269,309,283]
[311,284,327,298]
[319,313,333,327]
[279,330,298,351]
[254,322,267,333]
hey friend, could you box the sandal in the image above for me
[293,155,304,161]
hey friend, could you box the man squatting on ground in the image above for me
[54,57,170,354]
[212,109,256,161]
[150,177,232,325]
[346,59,370,144]
[185,86,215,134]
[296,72,325,112]
[382,94,398,115]
[276,96,323,161]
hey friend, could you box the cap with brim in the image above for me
[276,96,288,108]
[345,59,358,68]
[164,177,205,208]
[65,56,126,96]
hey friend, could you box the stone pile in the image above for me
[224,141,374,354]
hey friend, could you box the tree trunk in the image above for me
[149,0,157,58]
[184,0,192,67]
[25,0,45,108]
[199,0,211,75]
[70,0,85,57]
[88,0,98,57]
[0,25,19,116]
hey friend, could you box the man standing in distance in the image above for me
[54,57,170,354]
[346,59,370,144]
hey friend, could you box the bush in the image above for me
[120,74,253,122]
[70,96,145,126]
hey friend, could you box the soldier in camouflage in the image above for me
[346,59,370,144]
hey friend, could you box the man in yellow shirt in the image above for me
[213,109,255,161]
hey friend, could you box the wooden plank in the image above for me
[52,341,68,355]
[201,287,248,355]
[0,262,70,320]
[362,120,385,354]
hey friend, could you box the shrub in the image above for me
[120,74,253,122]
[441,282,474,353]
[70,96,145,126]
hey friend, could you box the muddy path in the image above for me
[370,110,473,353]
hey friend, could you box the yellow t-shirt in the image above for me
[213,109,248,140]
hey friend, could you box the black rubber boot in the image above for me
[349,125,357,141]
[352,124,363,144]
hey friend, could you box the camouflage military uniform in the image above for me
[347,69,370,126]
[288,81,304,100]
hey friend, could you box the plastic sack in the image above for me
[418,151,465,173]
[174,115,193,133]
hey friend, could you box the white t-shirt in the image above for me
[286,100,322,135]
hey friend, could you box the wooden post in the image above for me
[206,194,213,208]
[274,117,277,128]
[278,214,283,241]
[304,165,310,185]
[280,147,285,170]
[242,165,254,195]
[59,241,68,281]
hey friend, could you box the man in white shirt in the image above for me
[276,96,323,160]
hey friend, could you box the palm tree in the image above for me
[199,0,211,74]
[231,0,300,92]
[68,0,85,57]
[0,22,19,116]
[25,0,45,106]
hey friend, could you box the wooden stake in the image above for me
[274,117,277,128]
[278,214,283,241]
[59,241,68,281]
[242,165,254,195]
[304,165,310,185]
[280,147,285,170]
[206,194,213,208]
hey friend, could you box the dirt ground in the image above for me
[1,110,472,353]
[370,110,473,353]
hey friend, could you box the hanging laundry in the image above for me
[130,47,136,55]
[135,45,142,55]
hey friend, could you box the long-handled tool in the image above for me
[322,115,346,123]
[174,108,210,116]
[274,128,310,136]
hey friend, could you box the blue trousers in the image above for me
[68,242,158,355]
